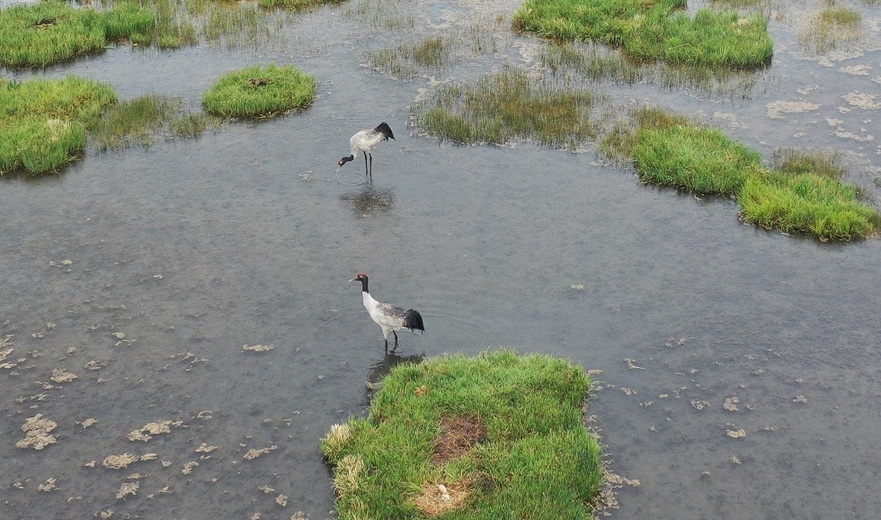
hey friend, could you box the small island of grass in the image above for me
[0,75,117,174]
[603,107,880,241]
[321,349,605,519]
[202,64,317,119]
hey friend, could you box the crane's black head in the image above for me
[338,155,354,168]
[348,272,369,291]
[375,122,395,141]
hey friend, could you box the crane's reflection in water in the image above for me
[341,185,396,216]
[365,350,426,400]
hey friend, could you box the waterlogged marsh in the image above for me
[1,0,881,519]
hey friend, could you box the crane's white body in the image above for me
[349,272,424,351]
[338,123,395,181]
[361,290,410,342]
[349,128,388,157]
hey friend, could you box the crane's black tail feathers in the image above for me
[404,309,424,333]
[375,122,395,141]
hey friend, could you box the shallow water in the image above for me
[2,0,880,518]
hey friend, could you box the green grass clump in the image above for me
[512,0,773,68]
[632,124,762,195]
[321,349,604,519]
[202,64,317,118]
[417,66,597,148]
[739,172,878,241]
[0,0,154,67]
[0,75,116,174]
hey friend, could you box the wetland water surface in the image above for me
[2,0,881,518]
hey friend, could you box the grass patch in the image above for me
[740,172,878,241]
[0,0,154,67]
[0,75,116,174]
[599,106,878,240]
[416,66,598,148]
[321,349,604,519]
[632,124,762,195]
[800,1,862,52]
[512,0,773,68]
[203,63,317,118]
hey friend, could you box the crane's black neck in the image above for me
[358,276,369,293]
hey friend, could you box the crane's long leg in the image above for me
[362,151,369,178]
[392,330,399,346]
[368,153,373,182]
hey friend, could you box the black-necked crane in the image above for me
[349,272,424,351]
[338,122,395,181]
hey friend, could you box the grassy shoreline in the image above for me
[512,0,773,68]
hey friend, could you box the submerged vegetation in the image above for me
[91,95,219,151]
[799,1,863,53]
[540,42,769,99]
[202,64,317,118]
[368,36,455,79]
[512,0,773,68]
[417,66,598,148]
[321,349,604,519]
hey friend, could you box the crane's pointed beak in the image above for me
[348,276,358,283]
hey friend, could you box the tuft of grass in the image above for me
[633,124,763,195]
[512,0,773,68]
[368,36,454,79]
[0,0,154,67]
[321,349,604,519]
[0,75,116,174]
[168,112,218,139]
[417,66,598,148]
[202,63,317,118]
[740,172,877,241]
